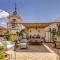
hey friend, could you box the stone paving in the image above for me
[6,43,60,60]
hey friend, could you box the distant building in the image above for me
[44,18,60,42]
[7,4,23,34]
[7,3,60,42]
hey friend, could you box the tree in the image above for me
[56,29,60,42]
[18,29,28,39]
[51,28,57,42]
[5,30,19,41]
[51,28,57,47]
[4,31,12,41]
[5,28,27,42]
[56,23,60,42]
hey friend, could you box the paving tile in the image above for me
[6,44,60,60]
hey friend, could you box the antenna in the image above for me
[15,2,17,12]
[13,0,17,15]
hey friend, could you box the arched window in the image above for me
[12,19,16,23]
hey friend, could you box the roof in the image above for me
[22,23,52,28]
[0,26,6,31]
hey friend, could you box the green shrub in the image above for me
[0,44,5,60]
[0,51,5,60]
[0,45,4,51]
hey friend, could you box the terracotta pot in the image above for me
[56,42,60,48]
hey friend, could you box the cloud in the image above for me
[0,9,9,27]
[0,9,9,18]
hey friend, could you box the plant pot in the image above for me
[55,42,60,48]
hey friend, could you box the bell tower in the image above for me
[7,3,23,34]
[8,3,22,30]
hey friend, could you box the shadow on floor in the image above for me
[45,43,60,56]
[15,44,50,53]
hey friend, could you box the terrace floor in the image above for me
[6,43,60,60]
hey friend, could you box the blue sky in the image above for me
[0,0,60,23]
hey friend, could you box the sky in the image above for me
[0,0,60,23]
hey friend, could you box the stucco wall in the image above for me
[44,23,58,42]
